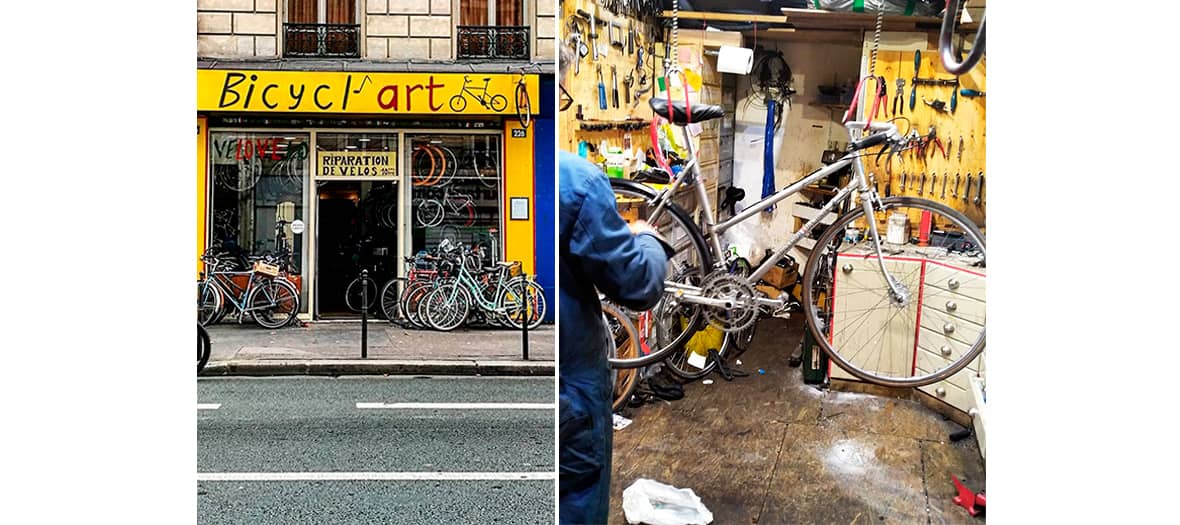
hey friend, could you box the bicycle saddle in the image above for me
[649,97,726,125]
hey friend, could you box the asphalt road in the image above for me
[198,376,555,524]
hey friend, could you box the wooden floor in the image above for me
[608,317,986,525]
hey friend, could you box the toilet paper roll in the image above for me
[717,45,753,75]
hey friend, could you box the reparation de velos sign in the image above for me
[318,151,398,178]
[197,70,540,115]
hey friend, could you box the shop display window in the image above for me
[208,131,308,293]
[407,134,502,264]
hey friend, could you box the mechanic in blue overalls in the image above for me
[558,45,672,524]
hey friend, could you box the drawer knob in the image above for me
[935,387,947,397]
[842,264,854,274]
[946,300,957,312]
[940,345,952,357]
[943,323,955,334]
[948,278,960,290]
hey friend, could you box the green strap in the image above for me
[904,0,915,16]
[814,0,821,8]
[854,0,865,12]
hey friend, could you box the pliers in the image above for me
[892,78,905,116]
[925,125,948,160]
[874,76,888,118]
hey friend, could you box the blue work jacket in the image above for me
[558,151,668,525]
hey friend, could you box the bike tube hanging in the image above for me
[762,100,777,213]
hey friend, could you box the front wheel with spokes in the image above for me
[248,278,301,329]
[801,197,985,388]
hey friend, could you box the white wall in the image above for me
[726,40,863,266]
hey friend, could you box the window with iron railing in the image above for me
[284,0,359,58]
[457,0,529,60]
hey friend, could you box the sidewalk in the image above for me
[202,321,554,377]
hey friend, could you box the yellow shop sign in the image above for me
[318,151,398,178]
[197,70,539,115]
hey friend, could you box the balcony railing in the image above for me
[456,26,530,60]
[283,23,360,58]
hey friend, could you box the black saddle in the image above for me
[649,97,726,126]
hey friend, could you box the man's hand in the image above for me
[628,220,657,237]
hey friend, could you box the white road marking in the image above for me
[197,472,555,481]
[197,403,221,410]
[355,402,554,410]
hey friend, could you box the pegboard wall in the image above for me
[864,45,986,229]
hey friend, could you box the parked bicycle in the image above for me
[606,91,985,388]
[197,249,301,329]
[198,323,211,374]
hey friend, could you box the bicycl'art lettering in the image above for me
[197,70,540,116]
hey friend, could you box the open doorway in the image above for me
[315,180,399,318]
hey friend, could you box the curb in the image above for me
[201,359,554,377]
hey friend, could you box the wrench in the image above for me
[974,172,984,205]
[964,173,973,203]
[919,172,926,195]
[900,172,908,193]
[940,171,948,198]
[953,173,960,198]
[930,173,938,195]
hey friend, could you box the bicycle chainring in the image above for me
[699,272,760,333]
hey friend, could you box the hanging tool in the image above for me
[623,72,634,105]
[596,65,607,110]
[609,20,624,50]
[909,50,920,111]
[924,98,948,113]
[957,136,964,162]
[581,9,600,61]
[964,173,973,203]
[941,171,948,198]
[892,78,905,116]
[918,172,926,196]
[950,85,958,113]
[900,172,907,194]
[953,173,960,198]
[611,65,620,108]
[874,76,888,119]
[930,173,938,195]
[960,88,985,98]
[974,172,984,205]
[567,18,587,76]
[925,126,947,159]
[627,20,634,55]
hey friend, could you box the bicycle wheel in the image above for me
[401,280,434,328]
[422,283,471,331]
[608,180,713,366]
[801,197,985,388]
[474,153,498,189]
[603,302,640,412]
[198,280,223,326]
[344,277,378,314]
[247,278,300,329]
[496,277,547,330]
[433,145,458,187]
[515,84,532,129]
[198,323,211,374]
[417,199,444,227]
[380,278,404,321]
[489,94,508,112]
[449,94,467,113]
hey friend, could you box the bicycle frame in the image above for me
[646,120,905,309]
[459,77,493,104]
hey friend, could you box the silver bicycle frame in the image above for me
[647,120,906,304]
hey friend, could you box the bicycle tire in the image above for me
[198,323,211,374]
[412,145,437,186]
[664,327,734,380]
[606,179,713,369]
[344,277,378,314]
[434,145,458,187]
[603,302,641,412]
[422,283,471,331]
[496,276,547,330]
[801,196,985,388]
[248,278,300,329]
[401,280,433,329]
[516,84,532,129]
[379,278,404,321]
[489,94,508,112]
[417,199,444,227]
[198,279,223,326]
[474,153,498,189]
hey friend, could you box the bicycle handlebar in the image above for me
[938,0,985,76]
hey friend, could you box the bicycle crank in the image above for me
[664,274,776,332]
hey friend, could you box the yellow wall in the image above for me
[197,116,207,277]
[503,120,535,274]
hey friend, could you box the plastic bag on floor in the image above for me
[621,478,714,525]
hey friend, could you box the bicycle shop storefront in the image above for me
[197,69,542,320]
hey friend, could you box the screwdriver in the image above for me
[597,65,607,110]
[960,88,986,98]
[909,50,920,111]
